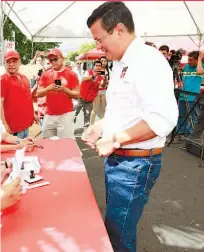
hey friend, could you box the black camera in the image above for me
[54,79,61,86]
[97,71,105,75]
[38,69,43,77]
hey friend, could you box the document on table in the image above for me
[4,147,25,184]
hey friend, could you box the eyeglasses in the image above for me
[49,57,60,63]
[95,28,114,45]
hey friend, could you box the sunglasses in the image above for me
[49,57,60,63]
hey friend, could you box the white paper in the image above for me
[22,156,41,173]
[4,147,25,184]
[13,147,25,178]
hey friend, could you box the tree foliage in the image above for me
[66,42,95,62]
[3,16,60,64]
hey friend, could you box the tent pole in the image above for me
[0,1,4,66]
[198,34,202,50]
[31,36,34,60]
[188,35,199,47]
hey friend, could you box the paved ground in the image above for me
[30,111,204,252]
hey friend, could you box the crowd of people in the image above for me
[1,1,204,251]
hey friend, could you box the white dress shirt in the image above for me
[103,38,178,149]
[73,67,83,84]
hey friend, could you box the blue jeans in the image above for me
[104,153,162,252]
[177,100,198,135]
[12,129,29,139]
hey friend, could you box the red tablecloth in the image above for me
[1,138,113,252]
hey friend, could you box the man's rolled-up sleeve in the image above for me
[136,52,179,138]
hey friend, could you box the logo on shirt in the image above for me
[120,66,128,79]
[183,72,204,77]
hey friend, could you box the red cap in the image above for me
[47,48,63,58]
[4,50,20,61]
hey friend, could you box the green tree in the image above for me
[78,42,96,54]
[66,42,96,62]
[66,51,79,62]
[3,16,60,64]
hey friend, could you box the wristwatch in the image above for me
[112,133,121,149]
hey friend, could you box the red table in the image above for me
[1,138,113,252]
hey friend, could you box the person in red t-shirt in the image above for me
[74,61,104,131]
[36,48,79,139]
[90,56,109,125]
[31,58,52,127]
[1,50,39,139]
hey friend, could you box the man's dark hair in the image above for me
[145,41,154,47]
[159,45,170,53]
[93,60,102,67]
[170,49,176,55]
[188,51,200,60]
[87,2,135,33]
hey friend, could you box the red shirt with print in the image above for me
[39,68,79,115]
[80,70,103,102]
[1,73,34,133]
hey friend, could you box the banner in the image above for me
[4,40,15,52]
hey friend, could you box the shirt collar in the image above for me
[5,72,22,79]
[119,37,144,65]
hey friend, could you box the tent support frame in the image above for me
[5,1,32,39]
[33,1,76,37]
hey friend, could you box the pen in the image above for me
[5,161,8,169]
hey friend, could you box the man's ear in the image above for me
[115,23,126,35]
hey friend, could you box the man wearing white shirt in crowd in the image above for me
[84,2,178,252]
[73,60,83,84]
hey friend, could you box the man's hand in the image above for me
[1,177,21,211]
[199,52,204,60]
[16,141,34,152]
[47,84,55,92]
[82,124,102,148]
[25,145,34,152]
[95,136,115,157]
[53,84,65,92]
[22,137,34,145]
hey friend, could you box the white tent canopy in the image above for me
[2,1,204,50]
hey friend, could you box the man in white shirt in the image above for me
[84,2,178,252]
[72,60,83,84]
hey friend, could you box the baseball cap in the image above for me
[47,48,63,58]
[4,50,20,61]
